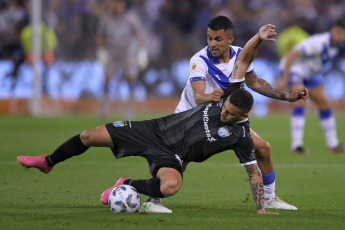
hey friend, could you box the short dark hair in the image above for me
[334,17,345,28]
[229,89,254,114]
[208,15,234,31]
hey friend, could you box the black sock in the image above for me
[124,178,164,198]
[45,134,89,166]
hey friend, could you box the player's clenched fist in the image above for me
[211,88,224,102]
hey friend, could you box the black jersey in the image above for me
[106,81,255,173]
[153,99,255,164]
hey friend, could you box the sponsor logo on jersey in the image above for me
[113,121,127,127]
[218,126,231,138]
[203,103,217,142]
[175,154,183,166]
[192,63,197,70]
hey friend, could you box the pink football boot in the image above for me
[17,154,53,174]
[100,177,130,205]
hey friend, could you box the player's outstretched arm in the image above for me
[234,25,308,102]
[231,24,277,81]
[244,164,279,215]
[246,72,309,102]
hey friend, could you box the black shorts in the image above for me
[105,121,183,177]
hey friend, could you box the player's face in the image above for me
[220,99,248,124]
[332,26,345,45]
[207,28,234,61]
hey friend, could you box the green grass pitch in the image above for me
[0,113,345,230]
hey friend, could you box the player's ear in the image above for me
[228,35,234,44]
[226,29,234,44]
[242,112,249,119]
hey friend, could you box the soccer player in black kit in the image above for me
[17,24,307,214]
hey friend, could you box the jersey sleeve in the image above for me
[246,63,254,75]
[188,55,207,83]
[222,81,245,99]
[296,36,327,56]
[233,128,256,166]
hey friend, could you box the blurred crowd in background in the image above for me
[0,0,345,115]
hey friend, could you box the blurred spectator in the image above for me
[0,0,27,83]
[276,25,309,58]
[1,0,345,111]
[20,20,58,65]
[19,0,58,96]
[96,0,148,119]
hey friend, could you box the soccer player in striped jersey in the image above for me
[143,16,308,213]
[279,17,345,154]
[18,24,306,214]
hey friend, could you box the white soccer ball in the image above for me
[108,185,141,213]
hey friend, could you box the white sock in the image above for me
[264,181,276,201]
[320,116,339,148]
[291,115,305,149]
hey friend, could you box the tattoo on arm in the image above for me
[254,78,287,101]
[233,64,238,78]
[244,164,265,210]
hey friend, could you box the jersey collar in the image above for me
[236,116,249,124]
[206,46,236,64]
[221,116,249,127]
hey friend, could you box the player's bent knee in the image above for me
[256,140,271,159]
[262,141,271,154]
[80,130,93,146]
[157,167,183,197]
[160,179,181,197]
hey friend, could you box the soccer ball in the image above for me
[108,185,141,213]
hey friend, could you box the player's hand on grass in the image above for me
[211,88,224,102]
[257,209,279,215]
[287,87,309,102]
[258,24,277,42]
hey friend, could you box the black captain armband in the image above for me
[280,93,286,100]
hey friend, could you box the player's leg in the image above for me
[138,167,182,213]
[156,167,183,196]
[251,129,273,174]
[138,153,183,213]
[17,125,113,173]
[143,162,189,213]
[102,167,182,213]
[100,62,115,121]
[251,129,275,200]
[124,74,136,119]
[251,129,297,210]
[289,83,308,153]
[80,126,114,148]
[308,85,344,153]
[125,167,182,197]
[123,49,139,119]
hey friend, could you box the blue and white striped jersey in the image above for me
[279,32,345,78]
[175,45,254,113]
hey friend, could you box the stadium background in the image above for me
[1,0,345,116]
[1,1,345,228]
